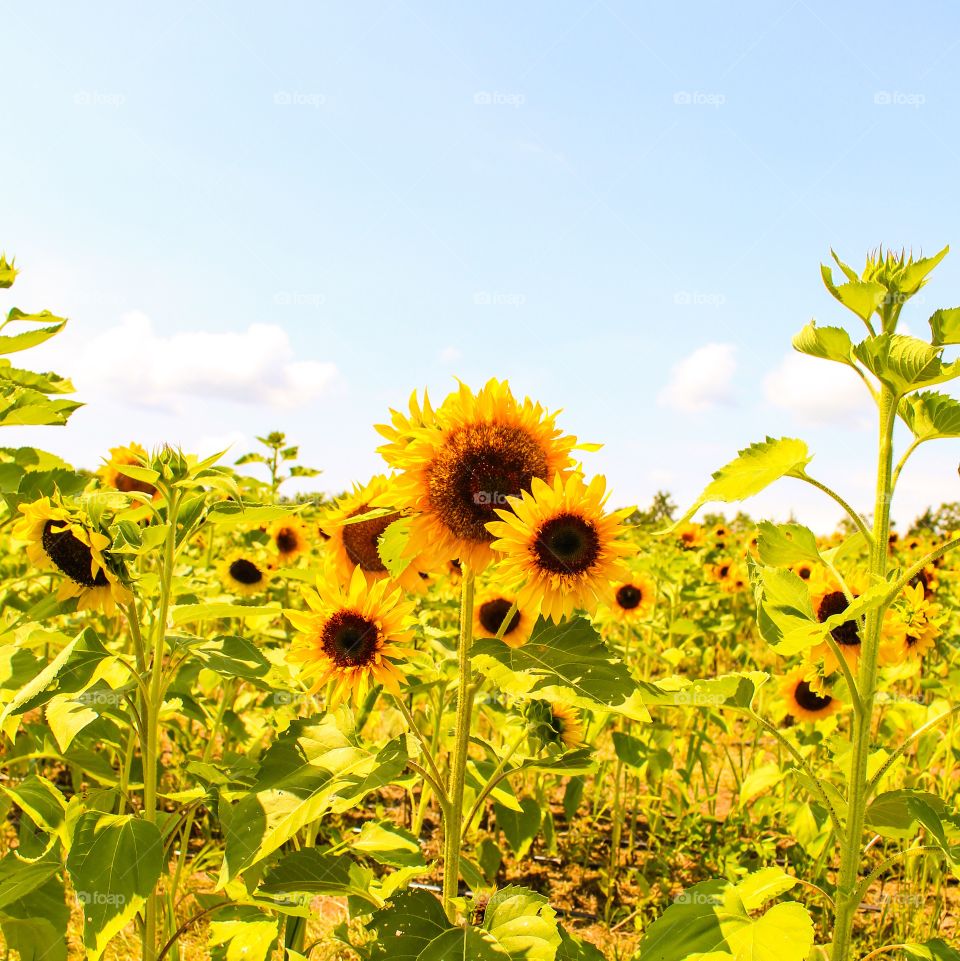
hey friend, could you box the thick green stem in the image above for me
[143,489,180,961]
[441,567,475,921]
[831,387,896,961]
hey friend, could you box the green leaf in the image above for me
[0,255,17,288]
[755,522,822,567]
[667,438,811,531]
[0,874,70,961]
[0,853,60,909]
[418,928,510,961]
[208,908,279,961]
[46,695,99,752]
[472,618,645,720]
[739,765,782,806]
[0,776,67,843]
[899,391,960,443]
[0,321,66,356]
[854,334,960,395]
[349,820,425,869]
[481,885,561,961]
[637,876,814,961]
[748,564,817,655]
[378,517,414,579]
[206,503,295,527]
[171,602,281,625]
[637,672,768,711]
[194,635,272,679]
[865,790,950,841]
[734,867,799,912]
[928,307,960,346]
[903,940,960,961]
[362,889,450,960]
[820,265,887,323]
[495,797,541,859]
[792,322,854,365]
[66,813,163,961]
[258,848,377,903]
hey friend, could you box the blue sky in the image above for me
[4,1,960,529]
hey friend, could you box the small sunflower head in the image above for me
[268,516,310,562]
[219,551,274,596]
[473,589,534,648]
[780,668,841,723]
[98,443,158,498]
[523,699,584,750]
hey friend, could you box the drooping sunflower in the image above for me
[97,443,158,498]
[780,668,842,722]
[880,583,944,665]
[14,497,131,615]
[267,516,310,564]
[219,551,274,597]
[473,588,535,648]
[809,588,862,674]
[603,574,657,622]
[286,565,415,704]
[487,473,632,622]
[525,698,584,749]
[378,379,580,572]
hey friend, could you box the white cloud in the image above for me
[657,342,737,412]
[66,311,339,413]
[763,352,872,427]
[439,346,462,364]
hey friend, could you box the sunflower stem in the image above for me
[442,566,475,922]
[831,385,897,961]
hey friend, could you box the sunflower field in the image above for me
[1,245,960,961]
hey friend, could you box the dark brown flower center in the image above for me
[341,504,395,573]
[321,610,380,667]
[42,520,108,588]
[228,558,263,585]
[428,423,549,543]
[794,680,833,713]
[615,584,643,610]
[817,591,860,646]
[797,565,812,580]
[113,470,156,496]
[275,527,300,554]
[717,564,731,578]
[533,513,601,576]
[478,597,520,636]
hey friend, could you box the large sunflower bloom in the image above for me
[377,379,580,572]
[486,473,632,622]
[780,668,842,723]
[286,566,415,704]
[809,588,863,675]
[97,443,158,498]
[14,497,131,615]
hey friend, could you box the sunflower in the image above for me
[378,379,579,572]
[711,525,729,550]
[321,475,428,590]
[14,497,131,615]
[473,588,535,648]
[780,668,842,722]
[909,564,938,599]
[97,443,157,498]
[676,523,705,550]
[525,699,584,749]
[880,583,944,665]
[219,551,274,597]
[708,558,747,595]
[286,565,415,704]
[604,574,657,622]
[809,589,862,674]
[267,516,310,563]
[486,473,632,622]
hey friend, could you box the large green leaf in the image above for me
[66,813,163,961]
[904,940,960,961]
[755,522,822,568]
[792,322,854,365]
[928,308,960,346]
[364,889,451,961]
[418,928,511,960]
[899,391,960,443]
[0,853,61,909]
[854,334,960,394]
[638,876,813,961]
[481,885,561,961]
[820,265,887,324]
[472,618,645,720]
[208,907,279,961]
[637,672,768,711]
[349,820,426,869]
[0,873,70,961]
[667,438,811,530]
[495,798,542,859]
[0,321,67,356]
[258,847,378,903]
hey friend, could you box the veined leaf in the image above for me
[259,848,378,903]
[854,334,960,395]
[482,885,562,961]
[755,522,822,567]
[928,307,960,346]
[820,265,887,324]
[792,322,854,365]
[899,391,960,442]
[0,321,66,356]
[364,889,451,961]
